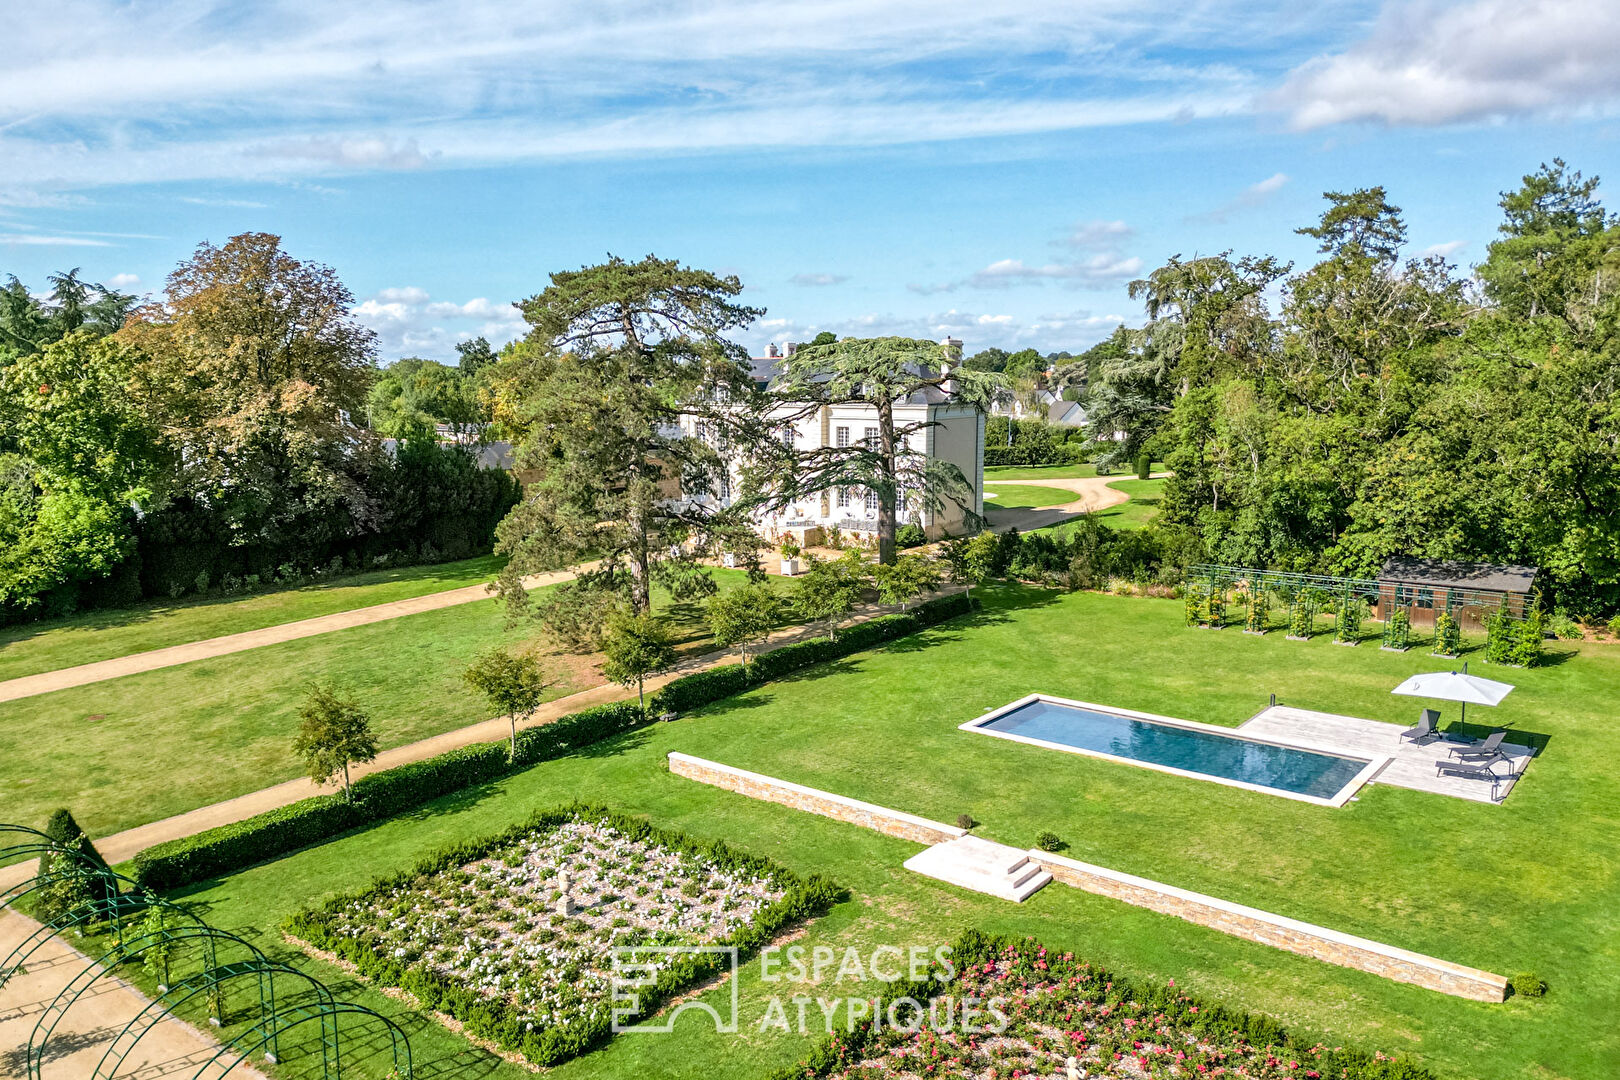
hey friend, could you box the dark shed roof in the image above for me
[1377,557,1539,594]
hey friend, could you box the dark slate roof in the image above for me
[1377,557,1539,594]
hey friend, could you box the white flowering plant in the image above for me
[288,804,841,1066]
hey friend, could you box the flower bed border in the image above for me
[770,928,1437,1080]
[286,803,843,1068]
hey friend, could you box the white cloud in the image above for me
[179,195,270,208]
[968,254,1144,288]
[0,0,1273,187]
[255,136,437,170]
[789,273,849,286]
[106,272,143,289]
[0,232,112,247]
[1274,0,1620,129]
[353,286,526,360]
[1421,240,1468,259]
[1062,219,1135,249]
[1189,171,1288,223]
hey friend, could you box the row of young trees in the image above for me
[1076,160,1620,617]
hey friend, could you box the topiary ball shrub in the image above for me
[1035,831,1065,853]
[1511,972,1547,998]
[896,523,927,549]
[956,813,977,831]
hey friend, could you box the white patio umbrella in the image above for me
[1391,669,1515,726]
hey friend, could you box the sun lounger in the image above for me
[1400,708,1440,743]
[1447,730,1506,761]
[1435,757,1506,799]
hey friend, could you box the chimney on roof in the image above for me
[785,341,797,356]
[767,342,780,358]
[940,337,963,394]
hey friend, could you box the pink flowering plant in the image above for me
[778,930,1433,1080]
[288,805,840,1067]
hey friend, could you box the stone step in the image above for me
[902,836,1052,903]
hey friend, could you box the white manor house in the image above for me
[677,337,987,547]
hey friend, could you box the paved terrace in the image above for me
[1241,705,1534,804]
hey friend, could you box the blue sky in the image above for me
[5,0,1619,361]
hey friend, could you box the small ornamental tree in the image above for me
[601,610,677,709]
[794,550,870,641]
[942,530,1000,606]
[872,551,942,611]
[293,682,378,801]
[37,807,113,917]
[706,581,783,671]
[463,647,558,761]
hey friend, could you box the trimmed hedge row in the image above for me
[133,592,975,892]
[287,804,844,1068]
[131,702,640,891]
[768,928,1436,1080]
[649,593,973,715]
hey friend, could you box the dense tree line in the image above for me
[1082,161,1620,616]
[0,234,516,622]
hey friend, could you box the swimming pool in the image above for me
[962,695,1383,806]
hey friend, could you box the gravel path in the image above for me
[0,568,580,705]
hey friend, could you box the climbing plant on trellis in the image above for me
[1335,586,1363,644]
[1381,607,1411,651]
[1244,587,1269,633]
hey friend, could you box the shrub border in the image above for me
[285,803,843,1067]
[133,591,974,891]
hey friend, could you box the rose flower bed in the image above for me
[784,930,1433,1080]
[288,805,840,1067]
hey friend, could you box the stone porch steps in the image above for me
[903,835,1052,902]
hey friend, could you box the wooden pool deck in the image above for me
[1240,705,1533,804]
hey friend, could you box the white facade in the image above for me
[678,344,986,543]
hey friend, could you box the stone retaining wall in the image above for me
[1032,850,1508,1002]
[667,752,964,845]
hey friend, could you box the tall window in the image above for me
[864,426,879,447]
[835,426,850,447]
[836,488,850,508]
[896,488,908,514]
[864,489,879,513]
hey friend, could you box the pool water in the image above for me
[973,699,1369,800]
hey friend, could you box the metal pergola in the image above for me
[1183,563,1533,658]
[1,824,413,1079]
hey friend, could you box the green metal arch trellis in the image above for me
[27,923,270,1079]
[188,1000,414,1080]
[2,823,413,1080]
[0,886,200,992]
[92,960,336,1080]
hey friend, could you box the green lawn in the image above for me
[0,569,759,837]
[984,461,1164,481]
[982,483,1076,509]
[0,554,508,683]
[1033,476,1165,534]
[146,586,1619,1080]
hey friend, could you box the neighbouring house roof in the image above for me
[1377,557,1539,595]
[1047,399,1085,426]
